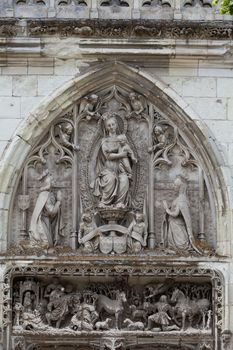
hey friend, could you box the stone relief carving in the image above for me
[161,175,202,255]
[10,84,216,257]
[29,170,65,248]
[12,277,213,335]
[1,265,223,350]
[25,19,233,40]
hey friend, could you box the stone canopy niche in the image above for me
[11,84,215,256]
[6,80,222,350]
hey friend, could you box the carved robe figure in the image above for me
[91,113,134,208]
[29,171,65,248]
[128,212,148,252]
[161,175,201,254]
[78,212,100,252]
[45,289,70,328]
[23,291,33,313]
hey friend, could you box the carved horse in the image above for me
[171,288,210,330]
[95,291,127,329]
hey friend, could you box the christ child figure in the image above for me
[117,134,137,179]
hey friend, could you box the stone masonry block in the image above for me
[185,97,227,120]
[205,120,233,143]
[38,76,71,96]
[2,66,27,75]
[0,118,21,141]
[0,76,12,96]
[54,59,78,76]
[227,98,233,120]
[160,76,183,96]
[182,77,216,98]
[0,97,20,118]
[217,78,233,98]
[20,96,44,119]
[13,76,38,97]
[169,66,198,77]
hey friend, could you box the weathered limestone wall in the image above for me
[0,20,233,349]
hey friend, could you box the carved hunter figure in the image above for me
[147,295,179,331]
[161,175,201,254]
[29,170,65,248]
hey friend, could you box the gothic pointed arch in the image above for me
[0,62,227,253]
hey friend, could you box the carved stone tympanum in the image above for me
[10,85,215,256]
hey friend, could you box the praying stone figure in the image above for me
[161,175,201,255]
[91,113,135,208]
[29,170,65,248]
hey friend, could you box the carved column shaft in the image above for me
[70,104,79,249]
[199,167,205,241]
[148,103,155,249]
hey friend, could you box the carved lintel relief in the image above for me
[10,85,215,256]
[2,265,223,349]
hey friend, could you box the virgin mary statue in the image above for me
[91,113,135,208]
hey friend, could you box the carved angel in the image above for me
[148,125,169,164]
[128,92,146,119]
[79,94,100,121]
[58,122,80,151]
